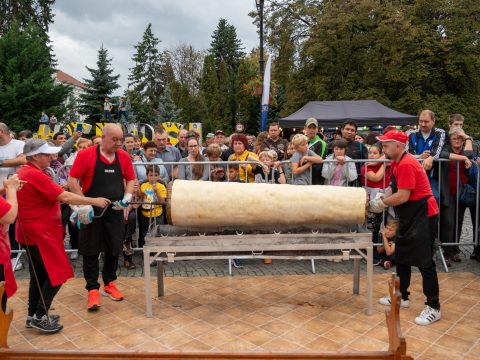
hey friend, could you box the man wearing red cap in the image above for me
[370,130,441,326]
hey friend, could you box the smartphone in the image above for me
[76,123,83,132]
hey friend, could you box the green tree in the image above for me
[157,85,180,123]
[79,45,119,121]
[0,0,55,36]
[261,0,480,136]
[166,44,205,95]
[170,80,206,124]
[208,19,245,130]
[0,22,69,132]
[128,24,166,124]
[235,57,261,134]
[200,55,222,132]
[217,61,233,129]
[209,18,245,73]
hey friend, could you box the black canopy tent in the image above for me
[279,100,417,128]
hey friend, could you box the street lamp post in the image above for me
[256,0,265,78]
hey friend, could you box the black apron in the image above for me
[79,146,125,256]
[391,153,433,268]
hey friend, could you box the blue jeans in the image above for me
[104,111,112,122]
[429,177,440,203]
[118,111,128,122]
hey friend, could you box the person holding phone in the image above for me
[205,143,225,182]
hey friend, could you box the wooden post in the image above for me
[0,282,13,349]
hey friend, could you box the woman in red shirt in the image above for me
[16,139,110,334]
[439,127,473,266]
[0,175,22,313]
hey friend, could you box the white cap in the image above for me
[24,142,62,157]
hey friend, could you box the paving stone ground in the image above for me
[12,210,480,279]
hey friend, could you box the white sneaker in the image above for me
[378,295,410,308]
[415,306,441,326]
[70,251,78,260]
[11,259,23,271]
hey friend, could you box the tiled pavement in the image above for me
[7,212,480,358]
[6,272,480,360]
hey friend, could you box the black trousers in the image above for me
[140,213,164,242]
[24,245,61,317]
[9,221,20,259]
[0,264,6,313]
[83,253,118,291]
[61,204,79,250]
[123,209,137,262]
[137,208,145,248]
[396,216,440,310]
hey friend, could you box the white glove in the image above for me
[69,206,79,225]
[369,193,387,214]
[112,193,132,211]
[78,205,94,224]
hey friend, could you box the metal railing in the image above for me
[10,155,480,272]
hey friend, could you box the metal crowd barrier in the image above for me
[10,156,480,273]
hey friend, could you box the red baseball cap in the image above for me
[376,130,408,145]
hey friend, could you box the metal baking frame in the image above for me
[143,231,373,317]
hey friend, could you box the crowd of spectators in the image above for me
[2,109,480,274]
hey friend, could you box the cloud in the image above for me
[49,0,260,94]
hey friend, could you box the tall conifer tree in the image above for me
[79,45,119,121]
[0,22,69,132]
[127,23,165,124]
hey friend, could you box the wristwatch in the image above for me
[0,160,4,167]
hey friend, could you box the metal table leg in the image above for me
[157,260,164,297]
[353,258,360,294]
[366,245,373,315]
[144,247,153,317]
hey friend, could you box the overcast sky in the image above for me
[49,0,259,95]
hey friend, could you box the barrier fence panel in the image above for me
[10,157,480,269]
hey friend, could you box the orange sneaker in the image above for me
[87,289,101,311]
[102,281,124,301]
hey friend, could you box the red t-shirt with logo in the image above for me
[390,153,439,217]
[69,145,136,193]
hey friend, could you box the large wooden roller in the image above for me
[167,180,367,228]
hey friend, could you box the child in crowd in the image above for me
[361,143,390,192]
[291,134,323,185]
[227,166,240,182]
[138,165,166,245]
[283,143,295,184]
[205,143,226,182]
[322,138,358,186]
[375,219,397,269]
[361,142,390,244]
[255,150,286,184]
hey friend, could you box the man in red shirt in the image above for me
[68,124,136,311]
[369,130,440,326]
